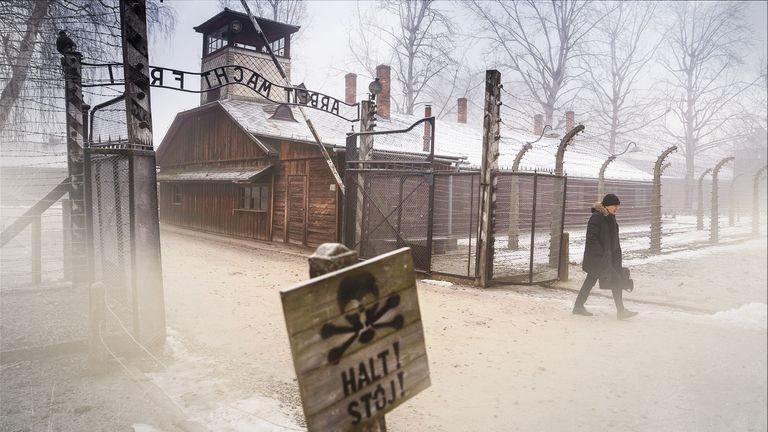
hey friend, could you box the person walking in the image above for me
[572,193,638,320]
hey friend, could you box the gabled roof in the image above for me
[156,101,278,163]
[218,98,653,181]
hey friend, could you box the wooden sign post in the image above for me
[282,246,430,431]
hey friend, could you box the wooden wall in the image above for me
[269,139,341,247]
[158,109,270,167]
[157,105,344,248]
[159,181,270,240]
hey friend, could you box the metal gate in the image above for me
[430,172,480,279]
[342,119,567,284]
[345,168,435,272]
[343,118,436,273]
[85,143,165,346]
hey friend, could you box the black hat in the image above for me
[602,193,621,206]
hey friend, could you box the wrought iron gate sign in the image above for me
[83,63,359,121]
[281,248,430,431]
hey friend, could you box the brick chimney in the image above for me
[375,64,391,120]
[423,104,432,152]
[534,114,543,136]
[344,73,357,104]
[565,111,575,131]
[457,97,468,124]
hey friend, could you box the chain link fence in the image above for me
[430,172,480,278]
[490,172,565,284]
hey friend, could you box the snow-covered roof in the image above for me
[157,164,273,182]
[218,99,653,181]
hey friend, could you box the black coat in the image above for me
[581,202,622,286]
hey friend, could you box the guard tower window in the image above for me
[205,25,228,55]
[262,38,285,57]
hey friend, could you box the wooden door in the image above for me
[287,175,307,245]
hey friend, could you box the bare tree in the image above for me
[219,0,307,26]
[425,56,484,122]
[583,1,666,155]
[660,1,757,208]
[0,0,175,137]
[467,0,604,127]
[347,1,391,80]
[348,0,455,116]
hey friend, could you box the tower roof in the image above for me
[193,8,300,42]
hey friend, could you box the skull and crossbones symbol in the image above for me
[320,271,404,364]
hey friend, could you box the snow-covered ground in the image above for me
[430,214,765,281]
[145,227,766,432]
[2,225,765,431]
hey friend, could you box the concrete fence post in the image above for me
[728,173,743,227]
[697,168,712,231]
[710,157,734,244]
[650,146,677,254]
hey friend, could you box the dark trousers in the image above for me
[574,273,625,312]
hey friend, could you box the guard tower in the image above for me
[194,8,300,104]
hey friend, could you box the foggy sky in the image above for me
[148,0,768,147]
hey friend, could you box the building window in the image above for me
[172,184,182,205]
[205,25,228,55]
[240,184,270,211]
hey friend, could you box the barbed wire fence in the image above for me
[492,85,764,261]
[0,0,164,358]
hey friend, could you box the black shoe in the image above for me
[572,306,594,316]
[618,309,638,320]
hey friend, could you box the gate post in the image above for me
[119,0,165,344]
[650,146,676,254]
[697,168,712,230]
[477,70,501,287]
[343,134,358,248]
[710,157,734,244]
[353,100,375,254]
[57,33,88,284]
[753,166,767,237]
